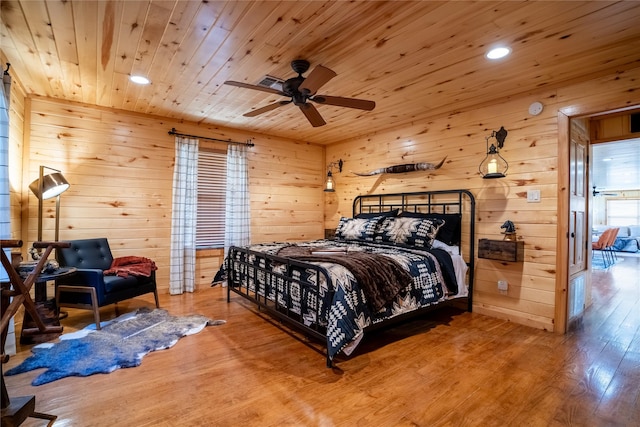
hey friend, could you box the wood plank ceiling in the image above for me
[2,0,640,148]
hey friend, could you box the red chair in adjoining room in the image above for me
[592,228,613,268]
[604,227,620,266]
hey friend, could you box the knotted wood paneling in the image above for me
[3,1,640,145]
[21,96,325,290]
[325,66,640,331]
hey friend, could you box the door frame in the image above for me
[556,105,640,333]
[555,112,571,333]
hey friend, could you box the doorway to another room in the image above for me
[591,137,640,269]
[561,108,640,332]
[584,113,640,333]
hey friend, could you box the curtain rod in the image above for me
[168,128,254,147]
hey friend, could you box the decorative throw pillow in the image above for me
[335,217,384,242]
[399,212,462,246]
[376,216,445,249]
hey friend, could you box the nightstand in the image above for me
[478,238,524,262]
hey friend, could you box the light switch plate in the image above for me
[527,189,541,202]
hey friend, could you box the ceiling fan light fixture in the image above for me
[486,46,511,60]
[224,59,375,127]
[257,75,284,91]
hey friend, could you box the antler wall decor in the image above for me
[352,157,447,176]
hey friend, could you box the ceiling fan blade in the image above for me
[299,103,326,127]
[224,80,284,95]
[312,95,375,111]
[299,65,337,95]
[243,100,291,117]
[592,186,619,196]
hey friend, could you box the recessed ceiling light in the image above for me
[602,158,613,162]
[130,75,150,85]
[486,47,511,60]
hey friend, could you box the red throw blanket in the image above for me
[104,256,157,278]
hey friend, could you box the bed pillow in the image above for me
[376,216,444,249]
[399,212,462,246]
[335,216,384,242]
[431,239,460,256]
[355,208,399,219]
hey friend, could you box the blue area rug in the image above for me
[6,308,224,385]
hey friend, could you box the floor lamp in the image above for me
[28,165,70,242]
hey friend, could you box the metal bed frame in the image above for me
[226,189,475,366]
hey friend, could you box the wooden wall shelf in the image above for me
[478,239,524,262]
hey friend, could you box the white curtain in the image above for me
[1,66,15,355]
[1,67,12,275]
[169,136,198,294]
[224,144,250,258]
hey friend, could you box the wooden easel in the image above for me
[1,240,69,426]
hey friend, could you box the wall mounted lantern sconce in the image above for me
[28,165,70,242]
[324,159,344,192]
[479,126,508,179]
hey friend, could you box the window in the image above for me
[196,149,226,248]
[606,199,640,225]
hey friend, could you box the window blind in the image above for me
[196,149,227,248]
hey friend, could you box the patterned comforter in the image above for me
[225,239,462,360]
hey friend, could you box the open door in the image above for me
[566,117,591,328]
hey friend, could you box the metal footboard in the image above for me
[226,245,335,365]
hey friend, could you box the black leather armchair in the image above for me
[55,238,160,329]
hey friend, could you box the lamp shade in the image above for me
[29,172,70,200]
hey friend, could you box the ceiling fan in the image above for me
[592,186,618,197]
[224,59,375,127]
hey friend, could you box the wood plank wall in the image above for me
[591,112,640,143]
[8,61,639,330]
[12,96,324,290]
[325,66,640,331]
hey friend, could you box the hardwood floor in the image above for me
[4,255,639,427]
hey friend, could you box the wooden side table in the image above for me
[19,267,76,345]
[2,240,68,427]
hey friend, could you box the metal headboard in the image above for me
[352,189,475,310]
